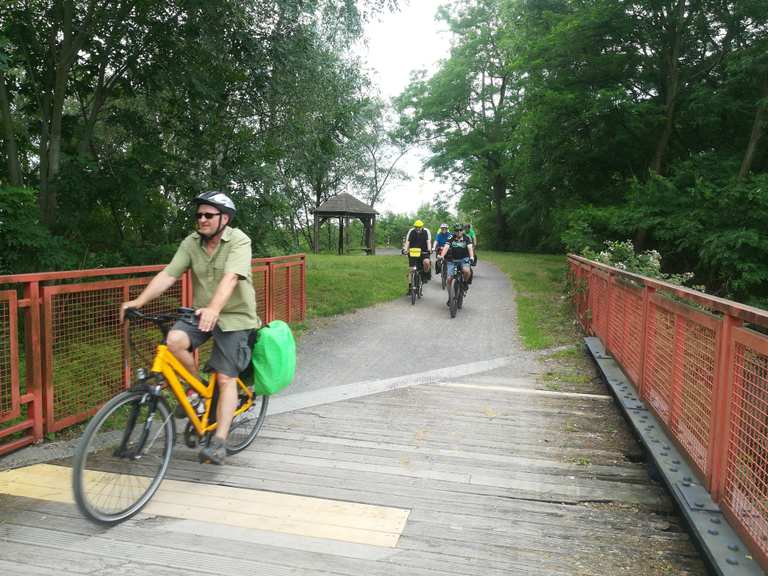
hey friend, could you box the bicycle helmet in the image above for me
[439,223,448,229]
[193,191,236,218]
[453,223,463,231]
[414,219,424,228]
[193,191,235,240]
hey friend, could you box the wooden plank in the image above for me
[0,464,410,547]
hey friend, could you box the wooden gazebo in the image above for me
[313,192,378,255]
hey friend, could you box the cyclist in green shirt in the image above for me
[120,191,260,465]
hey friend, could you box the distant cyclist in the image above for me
[440,224,474,305]
[403,219,432,292]
[432,223,452,275]
[464,223,478,264]
[464,223,477,245]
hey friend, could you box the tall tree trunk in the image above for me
[651,1,685,175]
[0,73,22,186]
[738,77,768,179]
[492,174,506,244]
[40,62,70,224]
[38,94,51,218]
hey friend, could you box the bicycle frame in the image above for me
[149,344,254,436]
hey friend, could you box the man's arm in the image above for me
[120,271,178,322]
[196,272,240,332]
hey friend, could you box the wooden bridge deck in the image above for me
[0,375,707,575]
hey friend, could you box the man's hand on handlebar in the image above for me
[120,301,142,323]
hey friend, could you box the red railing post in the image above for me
[25,281,44,442]
[267,260,275,322]
[286,262,293,323]
[708,313,740,500]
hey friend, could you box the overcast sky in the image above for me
[356,1,453,215]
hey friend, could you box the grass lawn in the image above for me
[481,251,580,350]
[303,253,405,319]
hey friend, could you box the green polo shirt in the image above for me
[164,227,261,331]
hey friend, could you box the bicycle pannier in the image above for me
[251,320,296,395]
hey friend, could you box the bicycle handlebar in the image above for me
[124,307,196,325]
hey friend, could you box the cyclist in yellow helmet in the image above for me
[402,219,432,294]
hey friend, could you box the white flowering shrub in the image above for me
[583,240,700,289]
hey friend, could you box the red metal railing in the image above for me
[569,254,768,570]
[0,254,305,455]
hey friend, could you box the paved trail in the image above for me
[289,258,543,398]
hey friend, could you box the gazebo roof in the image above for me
[315,192,377,216]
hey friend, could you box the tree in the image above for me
[351,97,409,207]
[396,0,519,247]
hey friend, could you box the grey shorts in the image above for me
[171,317,253,377]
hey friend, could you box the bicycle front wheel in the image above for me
[410,271,417,305]
[227,392,269,454]
[450,281,459,318]
[72,389,174,525]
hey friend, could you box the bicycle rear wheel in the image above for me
[72,389,174,525]
[416,268,423,298]
[226,391,269,454]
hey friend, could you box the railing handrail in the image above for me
[568,254,768,326]
[0,253,307,284]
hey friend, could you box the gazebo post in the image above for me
[371,215,376,255]
[345,215,350,253]
[338,216,344,255]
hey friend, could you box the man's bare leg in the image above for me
[213,373,237,440]
[167,330,198,379]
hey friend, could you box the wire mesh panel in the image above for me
[589,272,610,343]
[723,329,768,563]
[126,280,185,380]
[644,296,718,477]
[252,265,269,323]
[290,264,304,322]
[271,264,292,322]
[607,281,644,385]
[43,281,128,431]
[572,264,590,333]
[677,318,717,476]
[645,300,676,422]
[0,291,19,422]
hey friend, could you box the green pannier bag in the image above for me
[251,320,296,395]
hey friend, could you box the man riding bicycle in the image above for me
[432,223,452,274]
[120,191,260,465]
[403,219,432,293]
[440,223,475,305]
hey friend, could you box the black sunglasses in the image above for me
[196,212,222,220]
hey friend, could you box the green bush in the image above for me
[0,186,77,273]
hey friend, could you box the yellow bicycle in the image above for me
[72,307,268,524]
